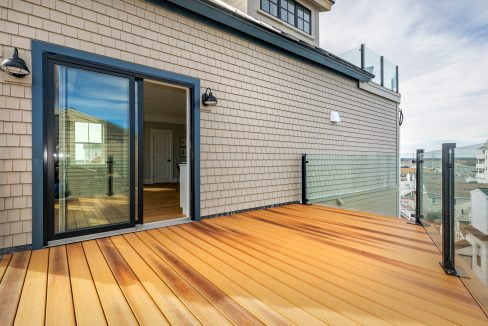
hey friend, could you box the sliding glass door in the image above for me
[46,58,136,240]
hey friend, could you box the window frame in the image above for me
[260,0,312,35]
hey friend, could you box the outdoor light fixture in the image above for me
[202,88,218,106]
[0,48,30,78]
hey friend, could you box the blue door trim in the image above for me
[31,40,201,249]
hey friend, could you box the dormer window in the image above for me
[261,0,312,35]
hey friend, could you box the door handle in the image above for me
[167,159,171,162]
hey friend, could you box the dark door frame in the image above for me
[44,55,137,241]
[32,40,201,249]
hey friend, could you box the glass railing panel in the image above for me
[383,58,397,92]
[420,150,443,247]
[337,46,362,67]
[454,147,488,309]
[305,153,399,216]
[363,47,382,84]
[400,154,417,220]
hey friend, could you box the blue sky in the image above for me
[319,0,488,157]
[60,66,130,128]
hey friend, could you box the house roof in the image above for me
[466,225,488,241]
[478,140,488,150]
[156,0,375,82]
[475,188,488,196]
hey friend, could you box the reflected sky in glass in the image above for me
[58,66,130,128]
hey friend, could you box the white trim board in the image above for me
[358,81,401,103]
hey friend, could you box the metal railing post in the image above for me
[410,149,424,225]
[302,154,308,205]
[441,143,458,276]
[380,56,384,86]
[360,44,365,69]
[396,65,399,92]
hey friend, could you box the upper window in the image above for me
[261,0,312,35]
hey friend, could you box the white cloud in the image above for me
[319,0,488,157]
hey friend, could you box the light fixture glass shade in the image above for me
[202,88,218,106]
[0,48,30,78]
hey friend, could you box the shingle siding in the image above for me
[0,0,399,248]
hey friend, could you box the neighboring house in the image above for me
[464,189,488,285]
[0,0,401,251]
[476,141,488,181]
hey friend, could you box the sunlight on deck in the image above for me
[0,204,486,325]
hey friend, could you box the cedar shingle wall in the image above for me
[0,0,399,248]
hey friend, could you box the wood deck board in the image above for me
[66,243,107,326]
[46,246,76,326]
[96,237,169,325]
[0,251,30,326]
[109,235,201,325]
[121,233,233,325]
[14,249,48,326]
[1,204,487,325]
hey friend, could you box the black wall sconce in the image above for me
[202,88,218,106]
[0,48,30,78]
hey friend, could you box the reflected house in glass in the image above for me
[53,108,130,233]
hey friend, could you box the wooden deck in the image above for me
[1,204,487,325]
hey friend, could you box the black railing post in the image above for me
[107,155,114,196]
[301,154,308,205]
[410,149,424,225]
[380,56,384,86]
[441,143,458,276]
[396,65,399,92]
[360,44,365,69]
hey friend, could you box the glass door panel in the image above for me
[53,64,132,235]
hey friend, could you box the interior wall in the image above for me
[143,121,186,182]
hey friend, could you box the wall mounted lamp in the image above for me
[202,88,218,106]
[0,48,30,78]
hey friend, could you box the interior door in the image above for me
[152,131,172,183]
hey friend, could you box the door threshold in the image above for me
[47,217,192,247]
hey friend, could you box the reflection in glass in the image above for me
[453,144,488,300]
[54,64,131,234]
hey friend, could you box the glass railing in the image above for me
[412,143,488,314]
[420,150,443,242]
[302,153,399,216]
[338,44,399,92]
[453,147,488,310]
[363,47,382,84]
[383,58,398,93]
[337,46,362,68]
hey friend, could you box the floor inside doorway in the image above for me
[143,183,185,223]
[54,183,184,231]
